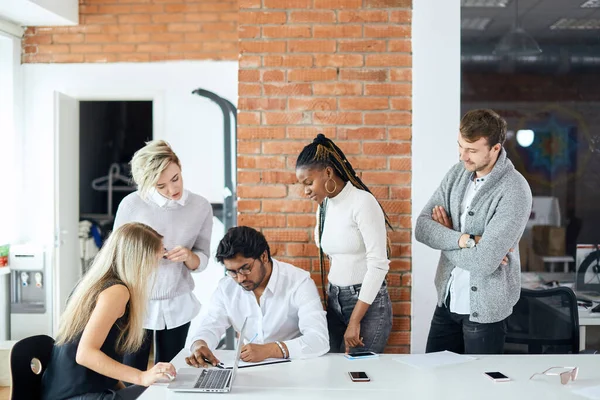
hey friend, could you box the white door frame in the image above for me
[52,89,164,333]
[60,90,165,139]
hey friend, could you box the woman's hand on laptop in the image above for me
[186,340,221,368]
[140,362,177,386]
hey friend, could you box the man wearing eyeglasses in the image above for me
[185,226,329,368]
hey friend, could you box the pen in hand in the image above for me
[248,333,258,344]
[216,334,258,369]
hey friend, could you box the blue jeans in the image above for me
[426,301,507,354]
[327,282,392,353]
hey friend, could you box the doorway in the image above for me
[78,100,152,272]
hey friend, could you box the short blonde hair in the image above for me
[130,140,181,199]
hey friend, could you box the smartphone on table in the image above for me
[344,351,379,360]
[348,371,370,382]
[484,372,511,382]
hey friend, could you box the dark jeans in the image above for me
[123,322,190,375]
[327,282,392,353]
[426,302,507,354]
[67,385,146,400]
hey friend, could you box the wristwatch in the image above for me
[465,234,476,248]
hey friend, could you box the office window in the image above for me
[461,0,600,276]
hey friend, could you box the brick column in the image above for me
[238,0,412,353]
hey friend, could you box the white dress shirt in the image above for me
[446,176,487,315]
[147,188,204,330]
[187,259,329,359]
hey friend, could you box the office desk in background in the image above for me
[541,256,575,273]
[522,272,600,350]
[140,350,600,400]
[580,309,600,351]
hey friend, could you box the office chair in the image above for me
[9,334,55,400]
[505,287,580,354]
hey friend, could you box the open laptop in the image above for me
[168,318,247,393]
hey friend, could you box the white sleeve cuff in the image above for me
[192,250,209,273]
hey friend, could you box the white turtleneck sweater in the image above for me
[316,182,390,304]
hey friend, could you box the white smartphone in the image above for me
[348,371,370,382]
[344,351,379,360]
[484,371,511,382]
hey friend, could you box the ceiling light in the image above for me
[581,0,600,8]
[461,0,511,7]
[494,27,542,56]
[493,0,542,56]
[516,130,535,147]
[550,18,600,29]
[462,17,493,30]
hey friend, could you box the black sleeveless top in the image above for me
[41,280,130,400]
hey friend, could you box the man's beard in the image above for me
[240,260,266,291]
[464,157,491,173]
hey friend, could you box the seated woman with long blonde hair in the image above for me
[41,223,177,400]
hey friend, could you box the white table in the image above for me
[542,256,574,273]
[579,308,600,351]
[140,350,600,400]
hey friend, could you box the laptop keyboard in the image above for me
[194,369,231,389]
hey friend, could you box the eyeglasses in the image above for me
[530,367,578,385]
[226,259,258,279]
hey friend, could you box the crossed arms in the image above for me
[415,177,532,276]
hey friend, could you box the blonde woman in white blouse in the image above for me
[114,140,213,372]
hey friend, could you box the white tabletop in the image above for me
[541,256,575,262]
[139,350,600,400]
[580,307,600,326]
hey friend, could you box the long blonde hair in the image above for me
[130,140,181,200]
[56,222,163,354]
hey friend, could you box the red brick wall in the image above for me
[22,0,238,63]
[238,0,413,353]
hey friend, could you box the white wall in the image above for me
[411,1,461,353]
[0,36,22,245]
[19,61,236,336]
[20,61,237,246]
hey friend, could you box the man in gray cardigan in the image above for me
[415,109,532,354]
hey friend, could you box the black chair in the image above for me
[505,287,580,354]
[9,335,55,400]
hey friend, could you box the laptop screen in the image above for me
[232,318,248,378]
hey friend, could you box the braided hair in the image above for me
[296,134,393,229]
[296,134,393,303]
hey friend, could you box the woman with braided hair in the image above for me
[295,134,392,354]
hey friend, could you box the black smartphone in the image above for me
[349,371,370,382]
[344,351,378,360]
[484,371,510,382]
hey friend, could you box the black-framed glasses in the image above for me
[226,259,258,279]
